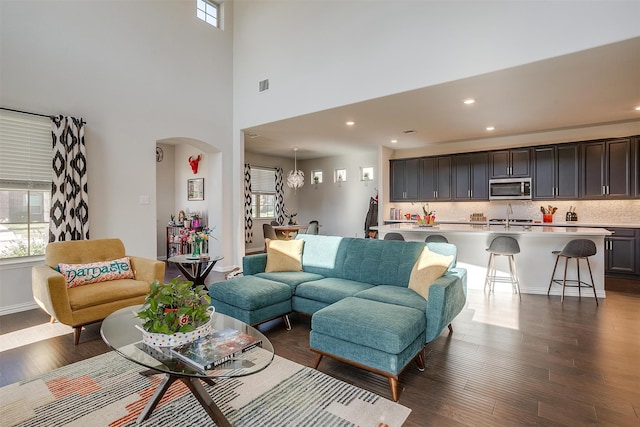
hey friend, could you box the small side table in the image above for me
[167,254,223,288]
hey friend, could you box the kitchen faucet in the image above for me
[506,203,513,229]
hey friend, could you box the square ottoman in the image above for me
[208,276,292,329]
[310,296,426,401]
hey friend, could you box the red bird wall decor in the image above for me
[189,155,201,174]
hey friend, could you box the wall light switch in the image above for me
[139,195,150,205]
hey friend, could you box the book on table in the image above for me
[170,328,262,371]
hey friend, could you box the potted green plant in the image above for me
[136,277,214,347]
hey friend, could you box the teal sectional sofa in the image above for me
[208,234,467,401]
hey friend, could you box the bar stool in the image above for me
[383,232,405,241]
[425,235,448,243]
[485,236,521,297]
[547,239,598,305]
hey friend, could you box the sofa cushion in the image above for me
[407,247,454,299]
[68,278,150,310]
[338,239,425,287]
[265,239,304,272]
[295,278,373,305]
[58,257,135,288]
[311,297,426,354]
[426,242,458,269]
[255,271,325,291]
[208,276,291,311]
[354,285,427,312]
[45,238,126,269]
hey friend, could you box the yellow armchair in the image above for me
[32,238,165,344]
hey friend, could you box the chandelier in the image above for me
[287,147,304,189]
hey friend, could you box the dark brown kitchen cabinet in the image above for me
[453,152,489,200]
[390,158,420,201]
[490,148,530,178]
[605,228,640,278]
[420,156,451,201]
[533,144,579,199]
[582,138,632,198]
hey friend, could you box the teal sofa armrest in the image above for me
[425,267,467,343]
[243,253,268,275]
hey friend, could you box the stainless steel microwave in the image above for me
[489,177,532,200]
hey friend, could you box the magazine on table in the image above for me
[170,328,262,371]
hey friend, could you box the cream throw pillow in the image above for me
[408,247,454,300]
[265,238,304,272]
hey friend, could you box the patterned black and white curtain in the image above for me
[244,163,253,244]
[49,116,89,242]
[275,167,285,225]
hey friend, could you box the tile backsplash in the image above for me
[389,199,640,224]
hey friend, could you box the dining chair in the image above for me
[263,223,279,241]
[306,220,320,235]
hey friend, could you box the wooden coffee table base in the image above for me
[137,373,230,427]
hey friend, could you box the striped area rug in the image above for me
[1,352,410,427]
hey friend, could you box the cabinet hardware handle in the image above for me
[435,190,438,198]
[470,190,473,198]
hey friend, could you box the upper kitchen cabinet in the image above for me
[582,138,632,199]
[420,156,451,201]
[490,148,531,178]
[452,152,489,200]
[532,144,579,200]
[390,158,420,202]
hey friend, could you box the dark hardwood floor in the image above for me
[1,266,638,426]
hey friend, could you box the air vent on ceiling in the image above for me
[259,79,270,92]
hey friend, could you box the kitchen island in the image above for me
[373,223,612,298]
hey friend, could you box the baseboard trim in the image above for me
[0,301,39,316]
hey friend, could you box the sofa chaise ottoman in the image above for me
[208,234,467,401]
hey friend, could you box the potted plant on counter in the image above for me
[136,277,214,347]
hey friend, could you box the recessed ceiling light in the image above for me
[463,98,475,105]
[486,126,495,131]
[346,121,355,126]
[635,106,640,111]
[390,139,398,144]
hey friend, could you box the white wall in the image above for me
[0,0,234,313]
[297,151,379,238]
[233,1,640,130]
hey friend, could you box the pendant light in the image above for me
[287,147,305,189]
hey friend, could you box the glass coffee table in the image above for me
[101,305,274,426]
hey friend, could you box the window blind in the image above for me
[251,167,276,193]
[0,110,52,190]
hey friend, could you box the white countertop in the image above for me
[384,219,640,229]
[373,223,611,236]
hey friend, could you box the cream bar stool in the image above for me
[547,239,598,305]
[383,232,405,241]
[484,236,521,298]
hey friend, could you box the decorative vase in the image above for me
[192,239,202,257]
[136,306,216,347]
[288,218,294,225]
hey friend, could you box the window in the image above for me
[197,0,220,28]
[250,167,276,219]
[0,110,51,259]
[361,166,374,181]
[311,170,323,184]
[334,168,347,183]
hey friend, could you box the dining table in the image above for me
[272,224,307,240]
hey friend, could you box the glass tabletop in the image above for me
[167,254,224,264]
[101,305,274,379]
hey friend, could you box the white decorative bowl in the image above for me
[136,306,215,347]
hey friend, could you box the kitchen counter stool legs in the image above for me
[484,236,521,298]
[547,239,598,305]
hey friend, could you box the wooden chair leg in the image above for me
[73,326,82,345]
[448,323,453,333]
[311,353,323,369]
[388,376,400,402]
[50,316,56,324]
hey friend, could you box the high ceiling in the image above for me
[244,37,640,160]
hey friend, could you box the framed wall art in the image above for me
[187,178,204,201]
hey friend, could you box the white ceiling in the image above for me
[244,37,640,160]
